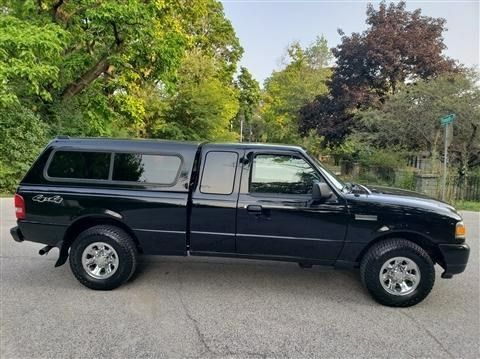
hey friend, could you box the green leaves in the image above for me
[0,15,67,105]
[354,73,480,172]
[0,0,246,192]
[261,38,332,143]
[1,0,243,137]
[234,67,260,140]
[0,104,49,192]
[155,50,239,141]
[300,1,457,144]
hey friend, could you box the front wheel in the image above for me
[360,239,435,307]
[69,225,138,290]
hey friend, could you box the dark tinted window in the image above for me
[250,154,322,194]
[112,153,181,184]
[200,151,238,194]
[47,151,110,180]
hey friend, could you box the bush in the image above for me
[301,130,326,157]
[0,105,49,193]
[358,149,407,169]
[394,169,416,190]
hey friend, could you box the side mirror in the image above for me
[312,182,333,201]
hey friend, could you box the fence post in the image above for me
[414,174,440,198]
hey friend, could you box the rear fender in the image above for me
[54,210,136,267]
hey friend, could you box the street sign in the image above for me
[440,113,457,200]
[440,113,456,126]
[446,123,453,146]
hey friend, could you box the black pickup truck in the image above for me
[11,137,470,307]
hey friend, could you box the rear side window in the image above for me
[112,153,181,185]
[200,151,238,194]
[47,151,110,180]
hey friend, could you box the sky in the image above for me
[221,0,480,85]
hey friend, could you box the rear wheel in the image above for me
[69,225,138,290]
[360,239,435,307]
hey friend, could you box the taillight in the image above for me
[14,194,25,220]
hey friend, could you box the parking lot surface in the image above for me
[1,197,479,358]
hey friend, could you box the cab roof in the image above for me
[50,136,305,153]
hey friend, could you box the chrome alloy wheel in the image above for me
[81,242,119,279]
[379,256,421,296]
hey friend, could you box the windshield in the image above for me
[308,154,347,192]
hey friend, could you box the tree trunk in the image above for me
[61,56,109,101]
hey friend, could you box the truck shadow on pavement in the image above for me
[5,253,375,307]
[128,256,373,306]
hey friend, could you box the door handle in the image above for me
[246,204,262,213]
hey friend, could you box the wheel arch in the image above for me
[55,215,141,267]
[356,231,445,268]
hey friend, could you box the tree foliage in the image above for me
[0,104,49,192]
[1,0,478,195]
[353,73,480,173]
[152,50,240,141]
[261,36,332,143]
[234,67,261,141]
[0,0,243,191]
[300,1,457,144]
[1,0,242,134]
[0,14,67,105]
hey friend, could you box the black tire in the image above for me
[69,225,138,290]
[360,239,435,307]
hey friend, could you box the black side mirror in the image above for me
[312,182,334,201]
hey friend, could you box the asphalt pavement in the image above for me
[1,197,479,358]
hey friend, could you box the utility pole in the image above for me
[240,117,244,143]
[239,112,245,143]
[440,114,456,201]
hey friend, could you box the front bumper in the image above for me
[438,243,470,277]
[10,226,24,242]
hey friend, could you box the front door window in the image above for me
[250,154,323,195]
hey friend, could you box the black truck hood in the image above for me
[367,185,433,199]
[354,184,462,220]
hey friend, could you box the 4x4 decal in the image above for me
[32,194,63,204]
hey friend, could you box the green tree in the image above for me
[305,35,332,70]
[353,72,480,174]
[0,0,245,191]
[187,0,243,80]
[153,50,239,141]
[235,67,260,141]
[0,104,49,192]
[1,0,242,137]
[300,1,457,143]
[261,37,332,143]
[0,14,67,106]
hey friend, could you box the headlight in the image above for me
[455,221,466,241]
